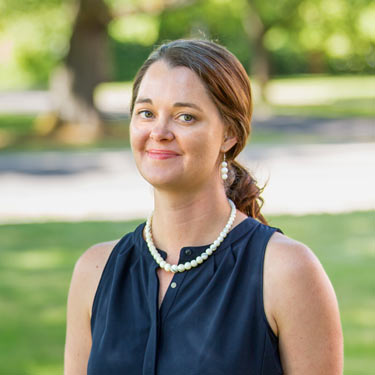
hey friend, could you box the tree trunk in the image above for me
[308,51,326,73]
[243,3,270,102]
[50,0,112,143]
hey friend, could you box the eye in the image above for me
[138,110,154,119]
[178,113,195,123]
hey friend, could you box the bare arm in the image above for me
[264,233,343,374]
[64,241,118,375]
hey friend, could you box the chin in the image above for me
[141,170,183,190]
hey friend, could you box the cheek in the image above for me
[184,130,221,169]
[130,122,148,151]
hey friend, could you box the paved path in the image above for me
[0,143,373,223]
[0,90,373,142]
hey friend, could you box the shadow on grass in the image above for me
[0,212,374,374]
[0,220,142,374]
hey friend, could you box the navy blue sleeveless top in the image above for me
[88,217,283,374]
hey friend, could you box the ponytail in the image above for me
[225,160,267,225]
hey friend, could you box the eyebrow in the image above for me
[135,98,203,112]
[135,97,152,105]
[173,102,203,112]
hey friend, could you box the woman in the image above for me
[64,39,343,374]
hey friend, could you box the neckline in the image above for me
[137,216,260,260]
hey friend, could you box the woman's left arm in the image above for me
[265,233,344,374]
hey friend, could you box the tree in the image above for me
[2,0,373,138]
[49,0,196,142]
[156,0,304,100]
[0,0,72,89]
[243,0,304,99]
[49,0,113,142]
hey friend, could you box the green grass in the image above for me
[0,114,37,135]
[270,99,375,118]
[267,211,375,375]
[250,129,328,145]
[0,211,374,374]
[0,220,143,375]
[0,114,131,152]
[0,75,373,152]
[265,75,375,118]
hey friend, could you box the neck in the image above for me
[149,185,234,264]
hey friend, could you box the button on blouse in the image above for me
[184,249,192,256]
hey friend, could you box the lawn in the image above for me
[264,75,375,118]
[0,113,131,152]
[0,75,374,152]
[0,211,374,374]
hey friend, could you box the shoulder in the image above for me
[266,231,320,276]
[264,232,343,373]
[70,239,120,317]
[64,240,120,372]
[264,231,334,324]
[75,239,120,273]
[73,225,141,288]
[263,232,320,333]
[73,239,120,283]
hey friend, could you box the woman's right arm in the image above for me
[64,241,118,375]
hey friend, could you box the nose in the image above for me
[150,116,174,142]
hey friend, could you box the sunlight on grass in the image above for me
[0,213,373,374]
[26,363,62,375]
[97,75,375,118]
[3,249,66,270]
[345,309,375,328]
[265,75,375,117]
[0,220,143,374]
[266,75,375,104]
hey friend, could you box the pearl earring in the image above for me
[221,154,228,180]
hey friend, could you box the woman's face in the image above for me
[130,60,236,192]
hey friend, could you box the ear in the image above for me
[221,134,237,153]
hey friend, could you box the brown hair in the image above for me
[130,39,267,224]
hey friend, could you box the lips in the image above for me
[146,149,180,160]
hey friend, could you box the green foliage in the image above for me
[109,14,160,46]
[251,0,302,26]
[157,0,251,71]
[1,0,374,89]
[259,0,375,74]
[0,212,374,373]
[0,0,74,89]
[110,40,153,82]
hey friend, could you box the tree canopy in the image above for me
[0,0,373,90]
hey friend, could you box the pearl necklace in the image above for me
[145,199,237,273]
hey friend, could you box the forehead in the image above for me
[136,60,213,104]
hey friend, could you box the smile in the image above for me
[146,150,180,160]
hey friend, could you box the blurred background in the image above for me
[0,0,374,373]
